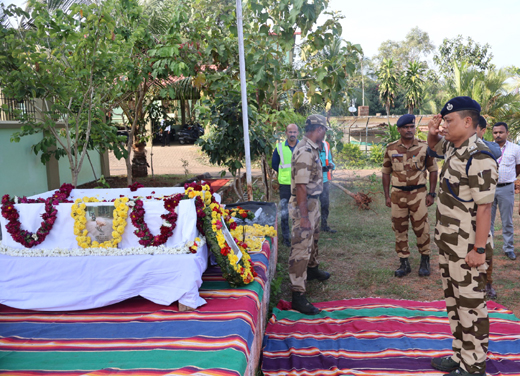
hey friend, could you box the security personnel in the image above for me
[272,124,299,247]
[289,114,330,315]
[319,138,336,233]
[382,114,438,278]
[428,97,497,376]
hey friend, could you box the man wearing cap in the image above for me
[289,114,331,315]
[491,121,520,261]
[382,114,438,278]
[428,96,497,376]
[272,124,300,247]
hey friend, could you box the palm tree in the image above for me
[376,58,398,122]
[443,62,520,136]
[400,61,425,114]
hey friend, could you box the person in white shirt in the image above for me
[491,122,520,260]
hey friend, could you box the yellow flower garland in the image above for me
[230,224,277,253]
[71,197,129,249]
[209,202,255,283]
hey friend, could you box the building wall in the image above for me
[0,127,49,197]
[57,150,102,187]
[0,123,104,197]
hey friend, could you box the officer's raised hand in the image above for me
[428,114,443,135]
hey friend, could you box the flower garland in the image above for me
[129,194,183,247]
[71,197,129,249]
[228,206,255,220]
[0,237,206,257]
[203,202,257,287]
[0,183,74,248]
[230,224,277,252]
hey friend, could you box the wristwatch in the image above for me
[473,246,486,254]
[428,192,437,198]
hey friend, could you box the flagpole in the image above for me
[235,0,253,201]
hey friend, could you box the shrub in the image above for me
[369,144,385,165]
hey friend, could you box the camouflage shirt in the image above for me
[433,133,498,254]
[382,138,438,187]
[290,135,323,196]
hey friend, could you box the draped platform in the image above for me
[262,298,520,376]
[0,237,277,375]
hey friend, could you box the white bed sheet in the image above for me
[0,245,208,311]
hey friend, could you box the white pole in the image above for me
[236,0,253,201]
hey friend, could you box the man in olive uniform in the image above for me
[272,124,300,247]
[289,114,331,315]
[428,97,498,376]
[382,114,438,278]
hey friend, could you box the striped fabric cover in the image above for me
[0,240,273,376]
[262,298,520,376]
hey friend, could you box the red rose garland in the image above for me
[129,193,183,247]
[1,183,74,248]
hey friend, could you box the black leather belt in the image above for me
[291,194,320,199]
[393,184,426,192]
[497,182,513,187]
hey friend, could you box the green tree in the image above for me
[0,0,133,186]
[400,61,425,114]
[443,62,520,135]
[375,27,434,71]
[376,58,399,121]
[434,35,494,78]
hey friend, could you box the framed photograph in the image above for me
[85,205,115,244]
[221,216,242,264]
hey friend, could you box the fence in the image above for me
[0,92,37,121]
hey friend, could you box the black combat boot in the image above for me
[395,258,411,278]
[291,291,320,315]
[418,255,430,277]
[307,265,331,281]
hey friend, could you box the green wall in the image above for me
[0,129,48,197]
[58,149,102,187]
[0,127,102,197]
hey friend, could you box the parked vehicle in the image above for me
[178,123,204,144]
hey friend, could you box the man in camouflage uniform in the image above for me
[382,114,438,278]
[428,97,498,376]
[289,114,331,315]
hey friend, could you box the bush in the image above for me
[369,144,385,165]
[335,143,367,168]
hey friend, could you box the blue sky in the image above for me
[4,0,519,69]
[327,0,520,69]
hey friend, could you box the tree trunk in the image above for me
[180,100,186,126]
[233,168,244,202]
[386,101,390,124]
[260,154,271,202]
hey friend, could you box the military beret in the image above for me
[306,114,331,130]
[396,114,415,127]
[440,96,481,116]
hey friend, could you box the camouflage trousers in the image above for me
[391,187,431,258]
[438,243,490,374]
[288,196,320,293]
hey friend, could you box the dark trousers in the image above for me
[279,184,291,242]
[163,132,170,146]
[319,181,330,229]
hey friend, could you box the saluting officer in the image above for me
[428,97,497,376]
[288,114,331,315]
[382,114,438,278]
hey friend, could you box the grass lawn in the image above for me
[271,171,520,318]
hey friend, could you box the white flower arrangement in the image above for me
[0,237,206,257]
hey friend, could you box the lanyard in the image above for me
[497,143,507,165]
